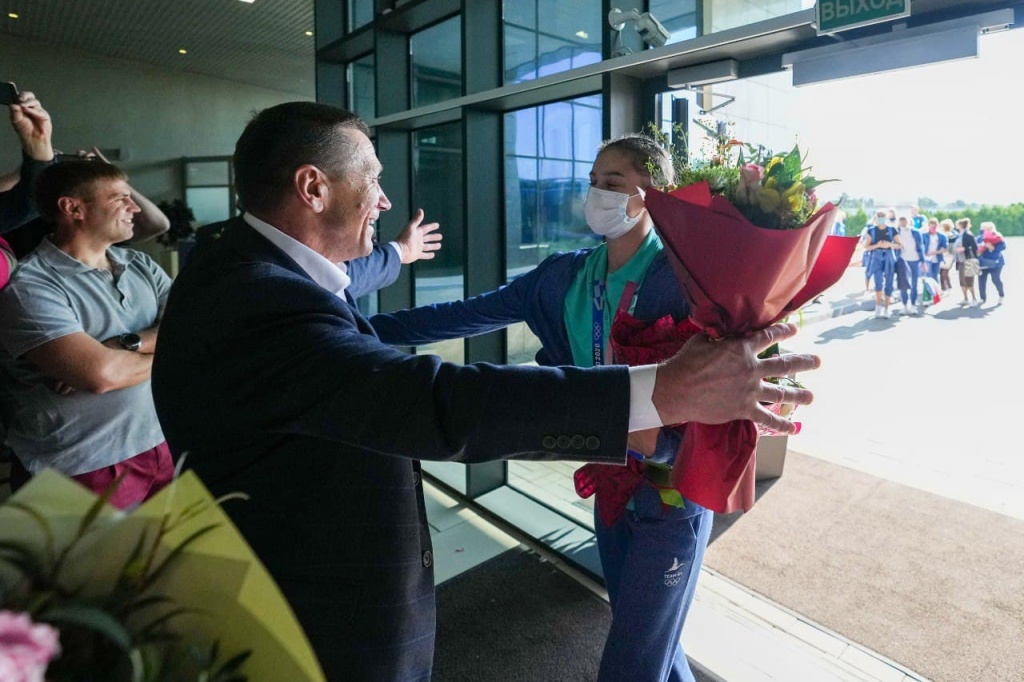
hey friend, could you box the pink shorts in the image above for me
[10,441,175,509]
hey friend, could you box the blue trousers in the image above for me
[925,260,942,281]
[896,259,921,305]
[867,255,896,296]
[979,265,1005,300]
[595,486,713,682]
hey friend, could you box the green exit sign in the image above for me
[817,0,911,35]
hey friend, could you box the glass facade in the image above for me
[650,0,699,45]
[503,94,602,366]
[503,94,603,522]
[502,0,601,85]
[412,123,465,364]
[349,0,374,31]
[410,17,463,108]
[348,53,375,120]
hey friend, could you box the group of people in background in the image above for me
[857,206,1007,319]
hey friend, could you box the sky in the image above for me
[787,27,1024,208]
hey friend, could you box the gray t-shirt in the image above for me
[0,239,171,475]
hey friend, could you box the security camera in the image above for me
[608,8,670,49]
[634,11,669,48]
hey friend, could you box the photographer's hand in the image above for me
[9,92,53,161]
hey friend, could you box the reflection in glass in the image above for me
[350,0,374,31]
[185,160,229,186]
[411,17,462,108]
[503,0,601,85]
[412,123,465,364]
[503,93,603,518]
[503,94,601,366]
[185,188,231,227]
[650,0,699,45]
[348,53,375,120]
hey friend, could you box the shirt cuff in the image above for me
[627,365,662,432]
[388,241,402,260]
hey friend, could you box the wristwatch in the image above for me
[118,332,142,352]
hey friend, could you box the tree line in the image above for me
[845,203,1024,236]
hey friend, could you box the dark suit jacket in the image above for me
[152,218,630,681]
[188,217,401,299]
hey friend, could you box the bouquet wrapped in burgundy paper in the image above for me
[616,143,859,514]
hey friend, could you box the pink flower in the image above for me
[735,164,764,204]
[0,611,61,682]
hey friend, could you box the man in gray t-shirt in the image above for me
[0,159,173,508]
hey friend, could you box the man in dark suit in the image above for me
[152,102,818,681]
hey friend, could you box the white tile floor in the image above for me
[425,481,930,682]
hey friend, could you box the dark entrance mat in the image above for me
[705,450,1024,682]
[433,547,610,681]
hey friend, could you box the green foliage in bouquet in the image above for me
[0,475,250,681]
[645,121,836,230]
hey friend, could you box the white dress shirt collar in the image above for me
[244,212,351,299]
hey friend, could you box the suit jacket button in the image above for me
[423,550,433,568]
[571,435,585,450]
[585,436,600,451]
[542,436,556,449]
[556,435,571,449]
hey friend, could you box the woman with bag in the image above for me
[938,219,957,292]
[977,221,1007,305]
[954,218,980,307]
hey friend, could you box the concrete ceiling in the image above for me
[0,0,315,96]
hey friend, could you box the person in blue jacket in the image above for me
[921,217,949,282]
[977,221,1007,305]
[371,134,711,682]
[894,215,925,315]
[864,218,901,319]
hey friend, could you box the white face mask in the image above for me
[584,186,641,239]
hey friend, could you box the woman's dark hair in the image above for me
[233,102,370,214]
[598,134,675,187]
[33,159,127,222]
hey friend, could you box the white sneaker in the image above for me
[874,307,883,318]
[999,296,1005,304]
[970,300,982,307]
[911,306,922,316]
[903,303,911,315]
[881,308,891,319]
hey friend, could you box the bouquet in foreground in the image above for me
[621,129,858,514]
[0,469,325,681]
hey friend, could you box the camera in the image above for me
[608,9,670,49]
[634,11,669,48]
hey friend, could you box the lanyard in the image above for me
[591,279,639,366]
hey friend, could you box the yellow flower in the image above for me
[759,188,781,212]
[787,193,804,213]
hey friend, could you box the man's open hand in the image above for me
[396,209,442,264]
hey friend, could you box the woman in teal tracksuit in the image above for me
[372,135,712,682]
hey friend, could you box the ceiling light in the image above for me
[304,30,313,36]
[7,13,18,19]
[178,49,188,55]
[575,30,588,39]
[238,0,255,3]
